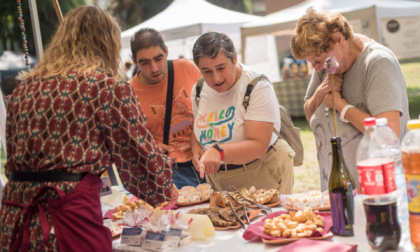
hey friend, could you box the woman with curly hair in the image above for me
[291,8,409,190]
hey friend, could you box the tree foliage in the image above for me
[0,0,87,56]
[208,0,248,14]
[109,0,172,31]
[109,0,250,31]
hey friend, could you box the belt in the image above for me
[218,144,274,173]
[218,163,246,172]
[9,171,85,182]
[174,160,193,167]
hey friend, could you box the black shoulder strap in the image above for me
[195,77,205,106]
[242,74,281,136]
[163,60,174,146]
[243,74,267,109]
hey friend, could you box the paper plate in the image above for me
[214,209,262,230]
[262,232,333,245]
[176,197,210,207]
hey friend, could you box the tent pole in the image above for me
[27,0,43,59]
[241,27,246,63]
[52,0,63,24]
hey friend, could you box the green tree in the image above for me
[0,0,87,57]
[109,0,251,31]
[109,0,172,30]
[207,0,249,13]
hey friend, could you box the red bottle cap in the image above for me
[364,117,376,127]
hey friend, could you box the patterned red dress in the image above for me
[0,70,173,251]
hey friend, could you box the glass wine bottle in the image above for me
[329,136,357,236]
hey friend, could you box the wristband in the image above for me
[212,144,224,161]
[340,104,355,123]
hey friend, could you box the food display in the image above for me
[177,183,213,206]
[104,184,338,250]
[111,199,168,220]
[263,206,324,238]
[280,190,330,210]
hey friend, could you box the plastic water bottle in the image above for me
[370,118,411,251]
[354,117,376,245]
[401,119,420,251]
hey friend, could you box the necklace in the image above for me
[17,0,30,70]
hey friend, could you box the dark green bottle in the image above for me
[328,137,356,236]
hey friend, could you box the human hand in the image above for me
[323,91,343,109]
[169,184,179,204]
[156,143,174,153]
[192,144,205,174]
[198,148,221,178]
[317,74,343,100]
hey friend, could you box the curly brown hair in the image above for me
[19,6,123,80]
[291,7,353,59]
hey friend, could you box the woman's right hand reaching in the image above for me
[197,147,222,178]
[191,135,205,177]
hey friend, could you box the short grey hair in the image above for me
[192,32,235,66]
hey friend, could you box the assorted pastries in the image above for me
[215,186,280,207]
[177,183,213,204]
[263,206,324,238]
[111,199,167,220]
[280,190,330,210]
[188,206,248,227]
[238,186,280,204]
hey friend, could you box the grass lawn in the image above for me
[292,57,420,193]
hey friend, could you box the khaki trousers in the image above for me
[206,138,295,194]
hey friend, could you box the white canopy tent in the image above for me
[120,0,261,63]
[241,0,420,81]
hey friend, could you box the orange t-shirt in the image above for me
[130,59,201,163]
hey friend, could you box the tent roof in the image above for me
[241,0,420,36]
[0,51,37,70]
[121,0,261,41]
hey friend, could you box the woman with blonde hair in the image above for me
[0,6,176,251]
[291,8,409,190]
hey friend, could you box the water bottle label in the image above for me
[382,162,396,193]
[357,162,385,195]
[406,174,420,214]
[357,159,396,195]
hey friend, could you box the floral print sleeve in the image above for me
[97,73,173,207]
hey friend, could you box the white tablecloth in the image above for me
[108,202,382,252]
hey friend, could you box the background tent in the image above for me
[120,0,261,63]
[241,0,420,82]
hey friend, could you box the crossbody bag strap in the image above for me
[163,60,174,146]
[195,77,205,106]
[242,74,267,109]
[242,74,280,136]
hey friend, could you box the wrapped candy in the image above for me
[168,212,193,229]
[167,212,193,247]
[142,214,171,251]
[143,213,170,233]
[324,54,340,136]
[324,55,339,74]
[123,208,153,228]
[120,208,153,246]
